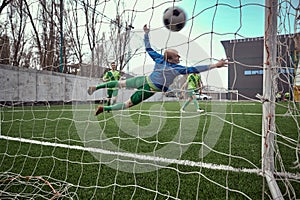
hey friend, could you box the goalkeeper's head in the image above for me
[164,49,180,64]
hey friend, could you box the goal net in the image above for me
[0,0,299,199]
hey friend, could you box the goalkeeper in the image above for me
[102,62,121,106]
[88,24,228,115]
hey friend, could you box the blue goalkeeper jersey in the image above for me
[144,33,209,92]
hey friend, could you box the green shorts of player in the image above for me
[127,76,156,105]
[107,89,119,98]
[187,89,198,97]
[95,76,156,108]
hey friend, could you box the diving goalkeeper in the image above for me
[88,24,228,115]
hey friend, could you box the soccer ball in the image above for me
[163,6,186,32]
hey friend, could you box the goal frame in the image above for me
[262,0,283,199]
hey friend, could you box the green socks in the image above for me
[193,99,199,110]
[182,99,199,110]
[104,102,126,111]
[96,81,118,90]
[182,101,189,110]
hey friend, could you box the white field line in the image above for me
[2,135,299,179]
[0,135,260,174]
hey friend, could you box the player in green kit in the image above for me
[180,73,204,113]
[102,62,121,106]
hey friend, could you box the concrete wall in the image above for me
[0,64,165,103]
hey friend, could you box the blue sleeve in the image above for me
[174,64,210,74]
[144,33,163,61]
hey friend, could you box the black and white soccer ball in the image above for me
[163,6,187,32]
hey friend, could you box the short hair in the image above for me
[111,62,116,65]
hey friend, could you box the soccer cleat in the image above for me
[87,86,96,95]
[95,106,104,116]
[197,109,205,113]
[180,109,185,113]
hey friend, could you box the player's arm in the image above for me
[181,81,187,89]
[143,24,164,61]
[174,64,210,74]
[198,76,203,94]
[116,71,121,80]
[103,72,109,82]
[208,59,228,69]
[175,59,228,74]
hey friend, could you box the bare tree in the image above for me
[8,0,29,67]
[0,0,138,76]
[65,1,83,65]
[39,0,59,71]
[107,10,137,73]
[82,0,101,78]
[0,34,9,64]
[24,0,54,70]
[95,33,106,77]
[0,0,12,14]
[24,0,63,72]
[23,0,42,69]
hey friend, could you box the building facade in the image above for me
[221,34,298,101]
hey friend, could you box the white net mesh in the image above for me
[0,0,299,199]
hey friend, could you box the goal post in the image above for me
[262,0,283,199]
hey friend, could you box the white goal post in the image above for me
[262,0,283,199]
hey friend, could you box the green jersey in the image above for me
[104,70,121,82]
[103,70,120,90]
[187,73,201,90]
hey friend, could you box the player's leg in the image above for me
[95,100,128,115]
[106,89,113,106]
[111,89,119,105]
[191,91,204,113]
[88,76,144,95]
[180,89,193,112]
[88,80,120,95]
[104,76,147,107]
[192,91,199,110]
[192,97,199,110]
[95,82,155,115]
[124,76,147,89]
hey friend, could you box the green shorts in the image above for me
[126,76,155,105]
[107,89,118,98]
[187,89,198,97]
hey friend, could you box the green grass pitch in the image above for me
[0,101,299,199]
